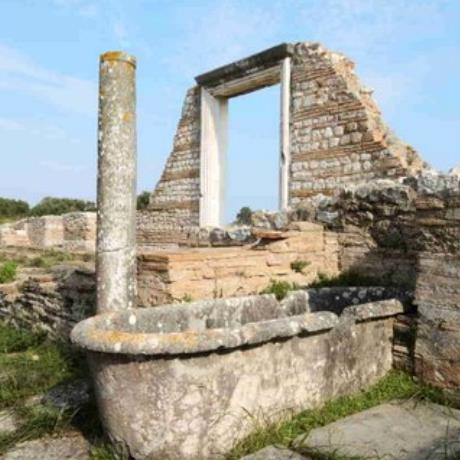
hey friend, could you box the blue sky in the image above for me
[1,0,459,222]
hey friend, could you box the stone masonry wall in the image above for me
[298,172,460,388]
[0,267,96,340]
[0,212,96,252]
[139,42,427,246]
[138,87,201,246]
[289,42,426,203]
[137,223,339,306]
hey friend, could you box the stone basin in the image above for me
[71,287,405,460]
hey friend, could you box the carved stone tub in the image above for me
[71,288,404,460]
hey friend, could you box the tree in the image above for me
[137,191,151,210]
[235,206,253,225]
[0,198,30,218]
[29,197,96,216]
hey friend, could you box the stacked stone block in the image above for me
[137,223,339,306]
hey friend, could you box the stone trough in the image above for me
[71,287,404,460]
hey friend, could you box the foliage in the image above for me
[235,206,253,225]
[260,280,300,301]
[225,370,446,459]
[0,261,17,284]
[290,260,311,273]
[0,322,107,456]
[0,198,29,219]
[137,191,151,210]
[29,197,96,217]
[308,271,380,288]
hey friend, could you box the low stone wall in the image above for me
[414,253,460,389]
[137,223,339,306]
[0,267,96,340]
[298,173,460,388]
[0,212,96,252]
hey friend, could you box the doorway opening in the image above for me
[226,85,279,224]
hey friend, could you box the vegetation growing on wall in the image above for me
[0,261,17,284]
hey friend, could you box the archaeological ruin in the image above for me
[1,42,460,459]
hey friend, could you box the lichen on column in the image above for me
[96,51,137,313]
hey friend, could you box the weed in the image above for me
[0,261,17,284]
[260,280,300,301]
[290,260,311,273]
[181,293,193,303]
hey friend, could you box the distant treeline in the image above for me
[0,192,151,220]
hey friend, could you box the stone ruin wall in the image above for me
[139,42,427,246]
[0,212,96,252]
[299,173,460,389]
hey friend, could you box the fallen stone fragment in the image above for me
[241,445,309,459]
[1,431,90,460]
[296,401,460,459]
[42,378,91,410]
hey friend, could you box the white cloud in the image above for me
[166,0,281,79]
[0,43,96,116]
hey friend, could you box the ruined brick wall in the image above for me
[289,43,426,204]
[0,212,96,252]
[139,42,427,245]
[138,87,201,246]
[299,173,460,388]
[137,223,339,305]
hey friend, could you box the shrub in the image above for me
[290,260,311,273]
[30,197,95,217]
[137,191,151,210]
[0,262,17,284]
[235,206,253,226]
[260,280,299,301]
[0,198,29,219]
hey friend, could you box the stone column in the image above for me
[96,51,137,314]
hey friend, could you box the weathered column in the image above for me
[96,51,137,313]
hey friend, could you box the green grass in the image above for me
[0,261,17,284]
[0,321,116,458]
[290,260,311,273]
[0,248,81,271]
[260,280,300,301]
[225,370,446,459]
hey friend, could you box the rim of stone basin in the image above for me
[70,294,404,356]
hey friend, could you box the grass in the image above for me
[290,260,311,273]
[260,280,301,301]
[225,370,447,459]
[0,261,17,283]
[0,321,115,459]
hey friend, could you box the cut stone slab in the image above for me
[1,432,90,460]
[296,401,460,459]
[0,410,19,435]
[241,446,309,459]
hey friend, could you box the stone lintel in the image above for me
[195,43,294,87]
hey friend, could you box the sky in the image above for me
[0,0,459,222]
